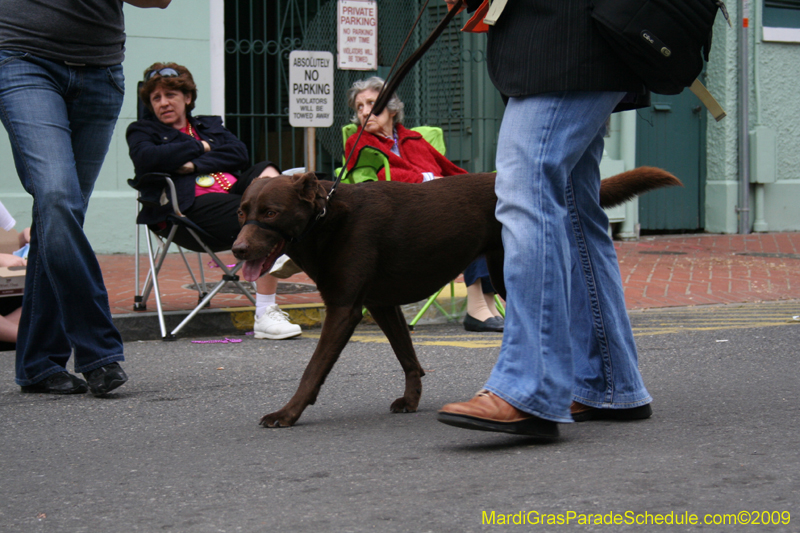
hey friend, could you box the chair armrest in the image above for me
[127,171,171,191]
[127,172,183,215]
[341,146,390,183]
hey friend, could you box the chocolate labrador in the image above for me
[231,168,680,427]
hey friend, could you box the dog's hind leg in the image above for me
[260,305,363,428]
[366,305,425,414]
[485,250,506,301]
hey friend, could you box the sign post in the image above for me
[288,51,334,172]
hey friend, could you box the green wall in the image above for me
[705,1,800,233]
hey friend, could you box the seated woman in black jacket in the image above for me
[126,62,300,340]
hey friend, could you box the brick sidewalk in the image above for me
[616,233,800,309]
[100,251,322,315]
[99,232,800,319]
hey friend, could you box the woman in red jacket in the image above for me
[345,77,503,332]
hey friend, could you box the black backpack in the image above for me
[591,0,730,95]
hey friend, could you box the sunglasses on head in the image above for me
[145,67,180,81]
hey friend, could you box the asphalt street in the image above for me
[1,300,799,532]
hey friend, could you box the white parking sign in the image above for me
[288,51,334,128]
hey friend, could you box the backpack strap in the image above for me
[484,0,508,26]
[689,79,727,122]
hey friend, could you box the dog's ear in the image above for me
[291,172,326,206]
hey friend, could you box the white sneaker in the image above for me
[254,304,302,340]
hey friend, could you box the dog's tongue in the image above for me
[242,257,267,282]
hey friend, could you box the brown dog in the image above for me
[232,168,680,427]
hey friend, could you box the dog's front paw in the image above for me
[260,410,297,428]
[390,397,418,413]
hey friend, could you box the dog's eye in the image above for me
[237,209,244,220]
[265,210,277,218]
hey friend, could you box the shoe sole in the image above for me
[463,315,504,333]
[437,412,559,439]
[572,403,652,422]
[253,330,302,340]
[463,325,504,332]
[20,385,88,395]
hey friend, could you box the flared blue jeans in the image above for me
[485,92,651,423]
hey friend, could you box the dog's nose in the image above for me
[231,240,248,259]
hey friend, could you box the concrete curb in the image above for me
[114,286,472,341]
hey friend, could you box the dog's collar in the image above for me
[243,207,327,244]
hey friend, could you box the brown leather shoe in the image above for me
[570,401,652,422]
[437,390,558,438]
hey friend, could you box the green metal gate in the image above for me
[224,0,503,175]
[635,90,707,231]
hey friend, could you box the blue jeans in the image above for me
[0,51,125,386]
[485,92,651,423]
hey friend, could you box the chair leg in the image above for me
[181,226,255,304]
[171,246,210,308]
[196,251,208,301]
[169,281,226,337]
[144,229,168,339]
[494,294,506,317]
[429,281,463,320]
[168,261,254,337]
[223,262,257,306]
[408,280,470,330]
[408,285,447,330]
[138,225,177,308]
[134,219,142,309]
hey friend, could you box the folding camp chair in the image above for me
[130,172,256,340]
[337,124,504,329]
[129,83,254,340]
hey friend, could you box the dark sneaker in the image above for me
[83,362,128,396]
[21,372,88,395]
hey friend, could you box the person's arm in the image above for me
[18,227,30,248]
[123,0,172,8]
[127,121,205,175]
[392,134,465,182]
[0,253,25,268]
[430,147,468,177]
[382,166,425,183]
[189,128,250,175]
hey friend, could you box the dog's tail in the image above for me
[599,167,683,208]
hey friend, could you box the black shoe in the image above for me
[571,401,652,422]
[83,362,128,396]
[20,372,88,395]
[463,314,504,332]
